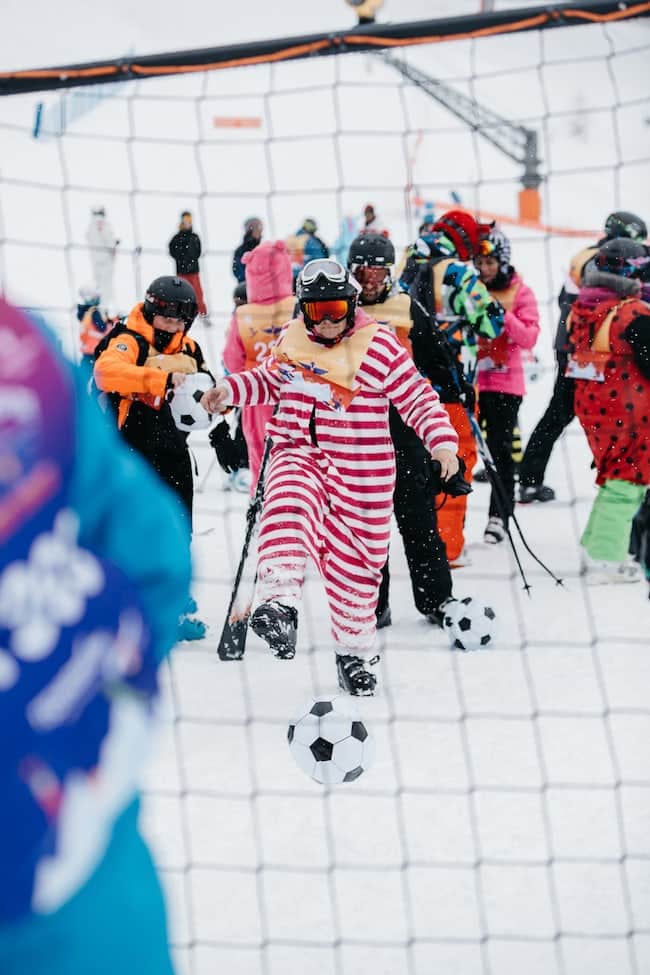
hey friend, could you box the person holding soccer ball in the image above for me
[94,275,217,640]
[201,258,459,696]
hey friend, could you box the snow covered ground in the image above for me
[1,6,649,974]
[139,324,650,975]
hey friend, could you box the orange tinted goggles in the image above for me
[303,299,349,323]
[478,238,497,256]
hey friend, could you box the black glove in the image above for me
[459,379,476,413]
[430,456,472,497]
[209,419,244,474]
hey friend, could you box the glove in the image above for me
[430,457,472,497]
[209,419,244,474]
[482,299,505,338]
[459,379,476,414]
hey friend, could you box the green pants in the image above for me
[581,479,647,562]
[0,801,175,975]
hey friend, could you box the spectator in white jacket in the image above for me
[86,206,119,313]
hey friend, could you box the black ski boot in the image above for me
[336,654,377,697]
[519,483,556,503]
[427,596,457,628]
[376,605,392,630]
[250,601,298,659]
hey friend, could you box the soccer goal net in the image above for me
[1,4,649,974]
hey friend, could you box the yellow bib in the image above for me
[236,297,295,369]
[361,292,412,352]
[273,318,380,411]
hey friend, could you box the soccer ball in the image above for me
[288,697,375,785]
[168,372,214,432]
[443,596,496,652]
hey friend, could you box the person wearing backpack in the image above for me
[94,275,216,639]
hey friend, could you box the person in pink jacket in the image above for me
[222,240,295,490]
[475,227,540,543]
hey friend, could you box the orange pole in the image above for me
[518,187,541,223]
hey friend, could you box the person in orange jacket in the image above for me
[93,275,212,518]
[93,275,214,641]
[77,284,114,368]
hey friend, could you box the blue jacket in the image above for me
[0,301,191,925]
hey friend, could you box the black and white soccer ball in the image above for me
[288,697,375,785]
[443,596,496,652]
[168,372,214,432]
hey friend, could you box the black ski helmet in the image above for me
[604,211,647,242]
[296,258,361,345]
[347,234,396,269]
[143,276,198,329]
[595,237,647,276]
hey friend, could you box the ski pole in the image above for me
[216,436,273,661]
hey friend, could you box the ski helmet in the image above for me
[477,226,512,277]
[347,234,395,269]
[296,258,361,345]
[432,209,493,261]
[143,276,198,329]
[595,237,648,277]
[604,211,647,242]
[348,235,395,303]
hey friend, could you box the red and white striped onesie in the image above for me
[221,309,458,658]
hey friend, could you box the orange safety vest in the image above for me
[272,317,380,411]
[360,292,412,353]
[79,306,110,356]
[235,297,295,369]
[569,247,599,288]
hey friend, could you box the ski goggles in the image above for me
[302,299,350,323]
[300,259,348,285]
[145,294,197,320]
[477,238,499,257]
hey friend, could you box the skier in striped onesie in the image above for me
[203,259,459,695]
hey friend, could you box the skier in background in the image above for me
[86,206,119,316]
[288,218,329,279]
[202,258,460,696]
[222,240,295,492]
[475,226,540,543]
[77,284,114,369]
[168,211,208,317]
[401,209,505,565]
[233,217,263,282]
[360,203,388,237]
[519,209,647,502]
[567,237,650,584]
[348,232,457,629]
[0,297,190,975]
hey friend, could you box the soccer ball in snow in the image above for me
[168,372,214,432]
[443,596,496,652]
[288,697,375,785]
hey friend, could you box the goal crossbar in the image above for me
[1,0,648,96]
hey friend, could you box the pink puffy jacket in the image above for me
[223,241,294,491]
[476,274,540,397]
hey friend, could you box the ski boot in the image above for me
[519,483,556,503]
[336,654,377,697]
[375,605,392,630]
[427,595,457,628]
[484,516,506,545]
[250,601,298,659]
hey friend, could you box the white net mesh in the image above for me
[1,12,649,975]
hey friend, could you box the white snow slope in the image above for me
[1,7,649,975]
